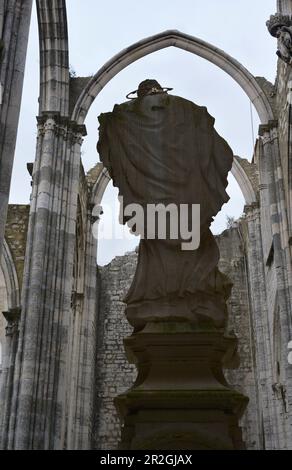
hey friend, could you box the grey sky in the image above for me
[10,1,277,265]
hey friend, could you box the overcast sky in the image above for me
[10,0,277,265]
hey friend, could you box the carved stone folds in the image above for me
[2,308,21,337]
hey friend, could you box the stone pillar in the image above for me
[0,308,21,450]
[64,205,98,450]
[270,126,292,447]
[259,124,292,448]
[277,0,292,16]
[2,114,85,450]
[65,291,85,449]
[0,0,33,260]
[77,204,100,448]
[115,321,248,450]
[244,204,281,449]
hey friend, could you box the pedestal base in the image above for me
[115,322,248,450]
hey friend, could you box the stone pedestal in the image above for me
[115,322,248,450]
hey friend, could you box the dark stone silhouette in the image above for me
[97,81,233,330]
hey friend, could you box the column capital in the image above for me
[87,202,103,224]
[259,120,279,136]
[244,202,260,221]
[266,13,292,37]
[2,307,21,337]
[37,112,87,136]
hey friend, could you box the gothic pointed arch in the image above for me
[71,30,275,125]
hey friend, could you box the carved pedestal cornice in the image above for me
[115,322,248,450]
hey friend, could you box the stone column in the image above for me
[244,204,281,449]
[0,308,21,450]
[76,205,99,449]
[0,0,33,260]
[261,125,292,334]
[64,206,98,450]
[271,126,292,447]
[259,124,292,448]
[3,114,85,450]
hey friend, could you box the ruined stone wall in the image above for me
[94,228,261,450]
[95,253,137,450]
[4,205,29,289]
[0,204,29,414]
[216,226,261,449]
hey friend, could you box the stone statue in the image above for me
[97,80,233,330]
[267,13,292,65]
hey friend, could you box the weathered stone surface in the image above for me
[0,205,29,400]
[116,322,247,450]
[0,0,33,261]
[69,76,91,117]
[97,89,233,332]
[94,232,253,449]
[217,225,261,450]
[1,0,292,451]
[266,14,292,64]
[94,254,137,450]
[4,205,29,290]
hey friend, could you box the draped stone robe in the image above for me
[97,93,233,330]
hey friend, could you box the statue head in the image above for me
[137,79,164,98]
[126,79,173,100]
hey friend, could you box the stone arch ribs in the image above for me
[36,0,69,115]
[1,240,20,310]
[71,30,275,125]
[91,166,111,206]
[232,157,257,205]
[0,0,33,262]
